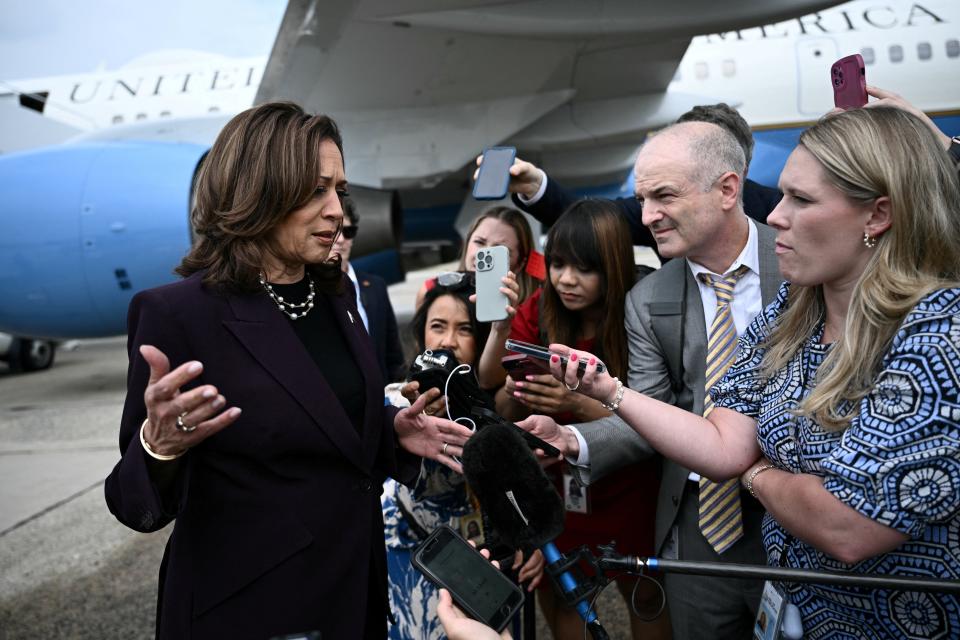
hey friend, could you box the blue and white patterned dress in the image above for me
[714,283,960,640]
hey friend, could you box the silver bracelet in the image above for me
[746,463,776,499]
[139,418,184,462]
[600,377,625,412]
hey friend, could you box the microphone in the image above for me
[462,421,610,639]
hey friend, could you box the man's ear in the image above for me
[865,196,892,238]
[718,171,742,212]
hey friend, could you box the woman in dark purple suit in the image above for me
[104,103,473,640]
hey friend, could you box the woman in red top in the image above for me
[494,200,668,640]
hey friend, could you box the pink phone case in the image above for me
[831,54,867,109]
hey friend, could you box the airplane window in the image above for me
[917,43,932,60]
[861,47,875,65]
[722,60,736,77]
[112,115,124,124]
[948,40,960,59]
[208,106,221,113]
[889,45,903,63]
[695,62,709,80]
[136,113,148,121]
[160,110,171,117]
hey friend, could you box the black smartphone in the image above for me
[501,353,549,380]
[473,147,516,200]
[504,339,606,376]
[411,525,525,632]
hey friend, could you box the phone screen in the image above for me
[473,147,516,200]
[415,527,523,629]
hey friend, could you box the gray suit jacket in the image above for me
[575,221,783,554]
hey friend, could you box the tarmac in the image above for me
[0,257,661,638]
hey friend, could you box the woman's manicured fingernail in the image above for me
[513,391,522,399]
[551,355,559,363]
[570,353,578,362]
[588,357,596,366]
[515,381,524,388]
[188,361,203,373]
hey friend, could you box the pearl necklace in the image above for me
[259,271,316,320]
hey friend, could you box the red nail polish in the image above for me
[570,353,578,362]
[588,357,596,366]
[551,355,559,363]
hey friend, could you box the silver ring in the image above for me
[176,412,197,433]
[441,442,449,455]
[564,379,581,392]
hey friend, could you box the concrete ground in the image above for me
[0,255,662,638]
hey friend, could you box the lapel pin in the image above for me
[347,310,355,324]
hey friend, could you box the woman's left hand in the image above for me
[547,344,618,407]
[512,549,545,591]
[509,373,584,416]
[395,393,475,473]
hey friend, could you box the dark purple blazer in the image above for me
[104,271,420,640]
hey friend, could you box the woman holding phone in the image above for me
[495,200,669,640]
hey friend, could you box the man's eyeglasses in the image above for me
[341,225,359,240]
[436,271,475,288]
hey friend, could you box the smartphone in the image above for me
[504,339,607,376]
[475,245,509,322]
[501,353,548,380]
[473,146,516,200]
[831,54,867,109]
[411,525,525,632]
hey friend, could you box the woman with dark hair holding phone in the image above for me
[103,102,473,640]
[383,279,544,640]
[495,200,669,640]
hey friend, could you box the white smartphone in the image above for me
[474,245,509,322]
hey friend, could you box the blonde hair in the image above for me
[761,107,960,430]
[458,206,539,304]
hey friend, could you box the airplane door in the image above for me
[796,37,838,116]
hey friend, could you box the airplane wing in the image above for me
[256,0,845,188]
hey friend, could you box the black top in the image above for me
[269,276,367,433]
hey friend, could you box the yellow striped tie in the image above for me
[698,266,749,554]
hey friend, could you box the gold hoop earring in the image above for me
[863,232,877,249]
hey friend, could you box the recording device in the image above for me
[473,146,516,200]
[501,353,549,380]
[831,54,867,109]
[475,245,509,323]
[408,349,561,458]
[411,525,525,632]
[505,339,607,376]
[462,422,610,639]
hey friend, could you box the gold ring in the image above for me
[176,412,197,433]
[441,442,449,455]
[564,379,581,392]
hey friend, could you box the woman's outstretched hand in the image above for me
[395,393,475,473]
[140,344,242,458]
[546,344,618,407]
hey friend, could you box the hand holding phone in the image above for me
[473,147,517,200]
[475,246,509,322]
[504,339,606,377]
[412,525,525,633]
[501,353,549,381]
[831,54,867,109]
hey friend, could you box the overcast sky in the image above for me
[0,0,286,79]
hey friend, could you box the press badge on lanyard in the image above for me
[563,473,590,514]
[753,581,786,640]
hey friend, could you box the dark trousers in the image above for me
[664,481,767,640]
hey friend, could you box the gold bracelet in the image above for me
[139,418,184,461]
[745,463,776,499]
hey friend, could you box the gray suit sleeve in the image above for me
[571,285,672,484]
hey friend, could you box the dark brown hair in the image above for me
[177,102,344,293]
[542,200,634,379]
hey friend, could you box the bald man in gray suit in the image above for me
[519,121,784,639]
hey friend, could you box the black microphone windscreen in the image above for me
[462,423,564,549]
